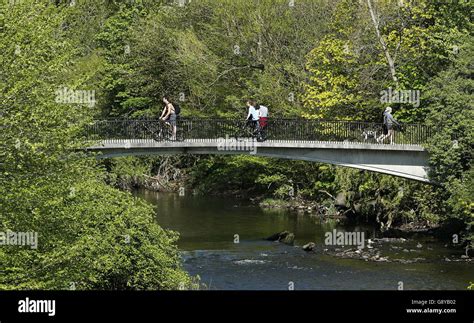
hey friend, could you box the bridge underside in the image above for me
[87,140,431,183]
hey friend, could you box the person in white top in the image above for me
[258,105,268,118]
[246,99,259,122]
[245,99,260,133]
[256,103,268,131]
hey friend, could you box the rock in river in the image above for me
[281,233,295,245]
[266,231,295,246]
[303,242,316,252]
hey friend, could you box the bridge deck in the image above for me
[88,139,426,152]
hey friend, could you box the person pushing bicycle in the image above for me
[160,96,177,140]
[245,99,260,134]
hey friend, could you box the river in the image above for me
[134,190,473,290]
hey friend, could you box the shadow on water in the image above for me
[134,190,473,290]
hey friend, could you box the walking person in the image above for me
[160,96,177,140]
[256,103,268,141]
[256,103,268,129]
[246,99,260,134]
[377,107,400,144]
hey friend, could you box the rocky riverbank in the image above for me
[320,238,474,264]
[265,230,473,264]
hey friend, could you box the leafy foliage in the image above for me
[424,36,474,248]
[1,0,472,289]
[1,0,189,290]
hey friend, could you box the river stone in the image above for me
[335,192,347,207]
[303,242,316,251]
[266,231,295,245]
[281,233,295,245]
[266,231,290,241]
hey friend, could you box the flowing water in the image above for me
[134,190,473,290]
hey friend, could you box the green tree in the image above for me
[0,0,190,290]
[424,36,474,250]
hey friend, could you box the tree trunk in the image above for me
[366,0,399,87]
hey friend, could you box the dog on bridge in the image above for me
[361,129,379,142]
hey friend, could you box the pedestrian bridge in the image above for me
[85,119,433,183]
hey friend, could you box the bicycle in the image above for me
[157,120,174,141]
[136,119,173,142]
[233,120,265,142]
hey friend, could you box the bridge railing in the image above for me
[85,118,432,145]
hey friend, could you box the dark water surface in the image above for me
[134,190,473,290]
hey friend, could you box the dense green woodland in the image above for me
[1,0,472,289]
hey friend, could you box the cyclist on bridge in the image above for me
[256,102,268,141]
[160,96,177,140]
[246,99,260,133]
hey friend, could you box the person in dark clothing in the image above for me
[377,107,400,144]
[160,96,177,140]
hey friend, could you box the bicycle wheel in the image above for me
[150,122,166,142]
